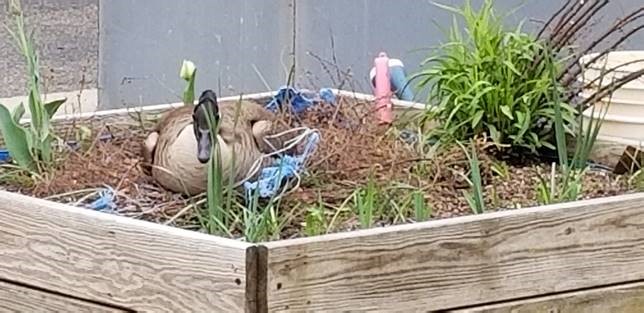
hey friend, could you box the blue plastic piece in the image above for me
[389,65,415,101]
[243,131,319,199]
[265,86,335,114]
[242,86,328,199]
[0,149,10,163]
[369,58,415,101]
[318,87,336,104]
[88,186,116,212]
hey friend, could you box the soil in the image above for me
[0,96,639,241]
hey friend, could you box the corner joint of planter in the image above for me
[245,244,268,313]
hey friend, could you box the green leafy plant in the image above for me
[412,190,430,222]
[180,59,197,105]
[459,140,486,214]
[536,49,606,205]
[414,0,576,153]
[198,97,225,235]
[243,188,284,242]
[198,95,247,236]
[304,202,326,237]
[629,169,644,192]
[354,174,378,229]
[490,160,509,179]
[0,0,66,173]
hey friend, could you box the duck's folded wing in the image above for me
[140,131,159,175]
[252,121,301,155]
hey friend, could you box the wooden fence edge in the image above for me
[245,245,269,313]
[447,280,644,313]
[0,190,253,312]
[264,192,644,248]
[261,192,644,311]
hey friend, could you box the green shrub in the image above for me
[414,0,576,153]
[0,0,66,174]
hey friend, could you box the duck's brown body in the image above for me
[142,99,281,195]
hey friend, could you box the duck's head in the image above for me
[192,89,221,164]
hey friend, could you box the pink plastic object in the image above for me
[373,52,393,124]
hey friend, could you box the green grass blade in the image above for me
[412,191,429,222]
[546,50,568,170]
[469,141,486,214]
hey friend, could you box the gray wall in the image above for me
[98,0,644,109]
[98,0,294,109]
[0,0,98,98]
[2,1,642,109]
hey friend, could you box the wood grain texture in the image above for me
[0,280,126,313]
[262,193,644,312]
[451,281,644,313]
[0,190,252,313]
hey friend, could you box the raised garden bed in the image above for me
[2,89,644,312]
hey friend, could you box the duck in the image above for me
[141,89,286,196]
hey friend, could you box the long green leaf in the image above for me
[12,102,25,123]
[44,98,66,119]
[0,103,34,170]
[549,71,568,169]
[469,141,485,214]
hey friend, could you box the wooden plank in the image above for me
[0,280,126,313]
[262,192,644,312]
[450,281,644,313]
[0,190,253,313]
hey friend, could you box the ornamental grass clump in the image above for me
[414,0,576,153]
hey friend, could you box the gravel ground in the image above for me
[0,0,98,97]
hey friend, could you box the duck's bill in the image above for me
[196,130,212,163]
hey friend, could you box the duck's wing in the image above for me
[140,131,159,175]
[145,105,193,166]
[228,101,288,153]
[252,120,278,153]
[216,100,269,144]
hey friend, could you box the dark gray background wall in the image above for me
[1,0,642,109]
[98,0,294,109]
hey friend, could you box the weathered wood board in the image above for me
[0,280,127,313]
[262,192,644,312]
[450,281,644,313]
[0,190,253,313]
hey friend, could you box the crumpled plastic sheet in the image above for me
[264,86,335,114]
[243,131,320,199]
[243,86,332,199]
[88,185,117,212]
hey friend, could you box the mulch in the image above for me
[0,96,637,239]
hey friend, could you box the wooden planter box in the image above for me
[2,90,644,312]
